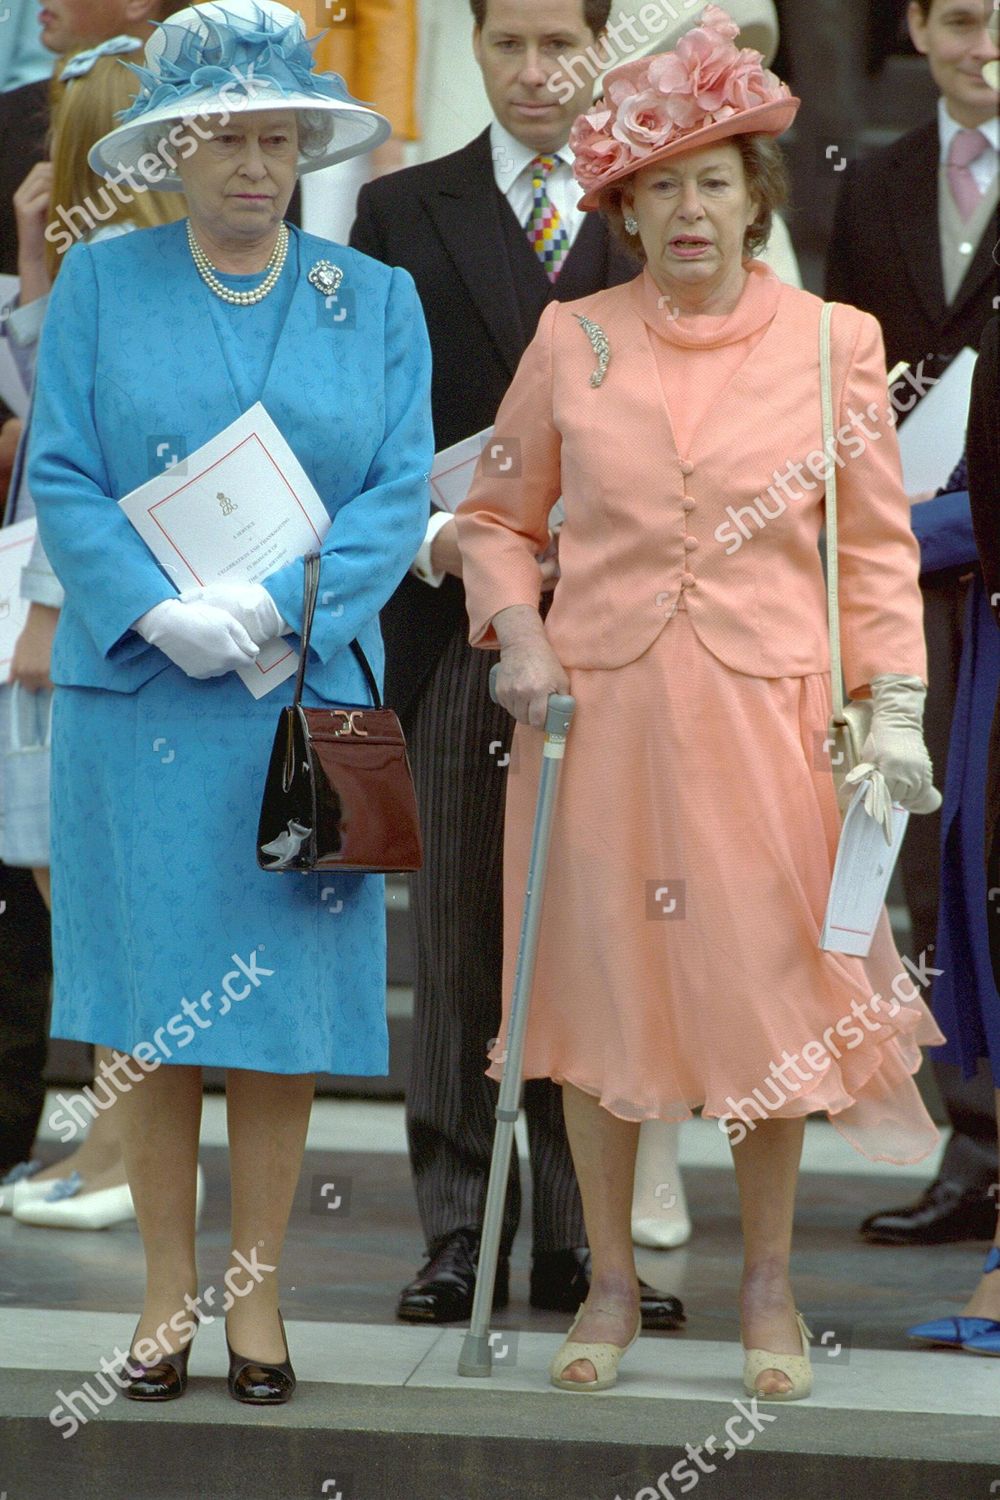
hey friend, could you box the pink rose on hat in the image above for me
[570,4,798,210]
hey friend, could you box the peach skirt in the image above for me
[487,610,944,1166]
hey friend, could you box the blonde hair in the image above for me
[45,53,183,281]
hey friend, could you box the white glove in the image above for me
[846,674,942,820]
[178,580,286,648]
[133,597,259,679]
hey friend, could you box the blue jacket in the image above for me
[27,220,433,699]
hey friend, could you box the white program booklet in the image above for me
[820,780,910,957]
[118,404,330,699]
[0,518,37,681]
[430,427,564,545]
[430,427,494,514]
[898,345,977,496]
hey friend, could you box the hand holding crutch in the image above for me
[458,662,576,1378]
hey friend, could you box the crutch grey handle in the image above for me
[488,663,575,734]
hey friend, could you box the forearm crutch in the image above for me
[458,666,576,1378]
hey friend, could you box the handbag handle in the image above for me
[820,302,847,728]
[293,553,382,710]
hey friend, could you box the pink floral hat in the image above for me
[571,4,799,211]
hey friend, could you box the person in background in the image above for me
[285,0,418,241]
[0,0,190,1206]
[1,38,190,1229]
[827,0,1000,1250]
[0,0,52,92]
[352,0,682,1335]
[908,314,1000,1354]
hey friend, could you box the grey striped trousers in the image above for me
[405,619,587,1257]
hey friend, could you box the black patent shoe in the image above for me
[226,1310,296,1405]
[121,1330,193,1402]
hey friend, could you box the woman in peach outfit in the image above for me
[455,6,944,1402]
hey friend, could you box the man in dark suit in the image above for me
[351,0,681,1328]
[827,0,999,1245]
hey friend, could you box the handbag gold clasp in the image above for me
[333,710,369,737]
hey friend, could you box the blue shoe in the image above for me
[906,1316,1000,1347]
[909,1248,1000,1349]
[961,1324,1000,1355]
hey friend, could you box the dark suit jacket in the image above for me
[826,118,999,395]
[0,77,49,277]
[350,127,638,725]
[966,315,999,866]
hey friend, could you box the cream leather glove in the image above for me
[134,598,259,679]
[844,674,942,833]
[178,580,286,648]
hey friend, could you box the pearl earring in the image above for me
[624,214,639,235]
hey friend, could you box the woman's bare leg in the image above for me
[224,1068,315,1362]
[33,1045,128,1187]
[112,1061,203,1356]
[556,1082,641,1383]
[730,1116,806,1396]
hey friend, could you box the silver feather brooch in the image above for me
[575,314,610,388]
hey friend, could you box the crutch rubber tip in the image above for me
[457,1333,494,1378]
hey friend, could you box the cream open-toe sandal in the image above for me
[742,1312,813,1402]
[549,1304,642,1392]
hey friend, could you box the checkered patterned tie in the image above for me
[526,154,570,282]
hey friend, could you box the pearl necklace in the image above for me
[187,220,289,306]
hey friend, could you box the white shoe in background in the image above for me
[12,1162,206,1230]
[0,1161,55,1215]
[631,1120,693,1249]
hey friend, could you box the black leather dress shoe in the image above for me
[860,1177,997,1245]
[225,1311,296,1405]
[530,1248,686,1330]
[397,1225,510,1323]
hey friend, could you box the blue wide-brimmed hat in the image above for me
[88,0,390,190]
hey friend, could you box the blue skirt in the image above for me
[48,662,388,1075]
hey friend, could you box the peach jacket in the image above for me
[455,272,927,694]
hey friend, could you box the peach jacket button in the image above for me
[679,460,694,476]
[682,498,696,513]
[684,536,699,551]
[681,571,696,586]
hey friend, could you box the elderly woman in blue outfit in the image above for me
[28,0,433,1405]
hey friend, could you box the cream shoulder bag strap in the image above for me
[821,301,873,801]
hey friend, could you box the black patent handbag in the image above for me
[256,554,423,873]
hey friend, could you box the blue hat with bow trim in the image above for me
[88,0,390,190]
